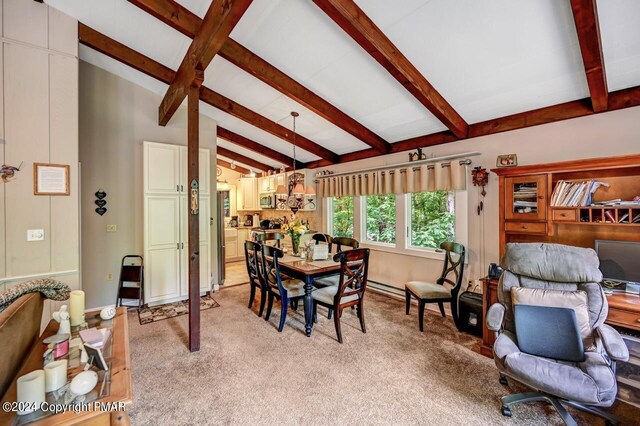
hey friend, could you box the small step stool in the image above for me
[116,255,144,310]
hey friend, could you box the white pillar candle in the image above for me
[44,359,68,392]
[69,290,85,326]
[16,370,45,415]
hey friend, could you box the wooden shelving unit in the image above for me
[493,154,640,257]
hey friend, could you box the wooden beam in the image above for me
[78,24,338,163]
[159,0,252,126]
[570,0,608,112]
[313,0,468,139]
[128,0,390,153]
[187,69,203,353]
[201,88,338,162]
[217,158,250,175]
[216,146,271,172]
[217,127,301,169]
[306,86,640,168]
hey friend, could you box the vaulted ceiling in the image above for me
[45,0,640,173]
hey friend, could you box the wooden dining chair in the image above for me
[261,244,307,332]
[405,242,465,332]
[245,241,267,317]
[312,248,370,343]
[254,231,285,248]
[331,237,359,252]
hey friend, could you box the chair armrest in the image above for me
[486,303,506,333]
[596,324,629,362]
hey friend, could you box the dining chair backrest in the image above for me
[332,237,359,253]
[244,241,263,288]
[260,244,286,295]
[311,233,333,253]
[437,242,466,299]
[333,248,370,305]
[255,231,285,249]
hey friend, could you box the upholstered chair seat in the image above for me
[313,275,339,288]
[405,281,451,299]
[271,279,305,298]
[312,285,360,305]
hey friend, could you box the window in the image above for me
[330,196,354,238]
[364,194,396,244]
[409,191,455,249]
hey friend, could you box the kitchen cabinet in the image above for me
[237,228,250,257]
[144,142,212,305]
[238,177,258,210]
[224,228,238,260]
[259,175,277,193]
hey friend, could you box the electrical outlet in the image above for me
[106,224,117,232]
[107,273,113,281]
[27,229,45,241]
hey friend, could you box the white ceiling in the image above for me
[46,0,640,162]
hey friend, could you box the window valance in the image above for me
[316,159,469,198]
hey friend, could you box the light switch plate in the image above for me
[27,229,45,241]
[106,225,117,232]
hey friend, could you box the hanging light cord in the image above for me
[292,113,297,174]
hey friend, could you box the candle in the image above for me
[44,360,68,392]
[16,370,45,415]
[69,290,85,326]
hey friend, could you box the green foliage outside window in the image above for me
[331,196,354,238]
[365,194,396,244]
[410,191,455,249]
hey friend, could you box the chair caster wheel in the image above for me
[500,406,512,417]
[499,375,508,385]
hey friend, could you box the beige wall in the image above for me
[79,62,217,309]
[318,106,640,292]
[0,0,80,327]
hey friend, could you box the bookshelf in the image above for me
[493,154,640,257]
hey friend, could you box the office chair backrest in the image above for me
[498,243,607,335]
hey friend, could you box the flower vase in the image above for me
[291,234,300,255]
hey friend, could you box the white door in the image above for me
[179,147,211,195]
[145,143,180,194]
[145,196,181,302]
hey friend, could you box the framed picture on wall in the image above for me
[33,163,70,195]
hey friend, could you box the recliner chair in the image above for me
[487,243,629,426]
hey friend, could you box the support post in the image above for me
[188,67,204,352]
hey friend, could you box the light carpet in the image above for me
[127,285,638,425]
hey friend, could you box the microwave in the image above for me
[259,193,276,209]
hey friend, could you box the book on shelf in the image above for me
[604,210,616,223]
[551,179,610,207]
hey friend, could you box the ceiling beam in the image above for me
[306,85,640,168]
[78,24,338,163]
[217,158,250,175]
[128,0,390,153]
[570,0,608,112]
[158,0,252,126]
[217,127,302,169]
[313,0,468,139]
[216,146,271,172]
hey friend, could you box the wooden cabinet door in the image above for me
[145,143,180,194]
[239,178,258,210]
[179,196,212,296]
[178,147,210,195]
[505,175,547,221]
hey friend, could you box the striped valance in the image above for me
[316,161,467,198]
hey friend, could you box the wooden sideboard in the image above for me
[480,278,640,357]
[0,308,132,425]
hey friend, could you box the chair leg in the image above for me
[357,301,366,333]
[278,298,288,332]
[328,308,333,319]
[248,284,256,309]
[258,288,267,317]
[437,302,446,318]
[563,400,620,425]
[418,300,426,332]
[405,290,411,315]
[334,308,343,343]
[265,292,274,321]
[313,301,318,323]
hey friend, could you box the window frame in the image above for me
[360,193,398,247]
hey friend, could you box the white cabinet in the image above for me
[237,228,250,257]
[259,175,277,193]
[238,177,258,210]
[144,142,212,305]
[224,229,238,260]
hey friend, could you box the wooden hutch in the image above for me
[480,154,640,357]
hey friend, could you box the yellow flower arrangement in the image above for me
[282,219,307,255]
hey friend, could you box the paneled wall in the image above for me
[0,0,79,312]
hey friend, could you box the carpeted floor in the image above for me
[127,285,638,425]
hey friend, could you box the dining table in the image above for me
[277,254,343,337]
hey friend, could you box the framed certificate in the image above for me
[33,163,70,195]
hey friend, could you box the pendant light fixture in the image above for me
[276,112,315,214]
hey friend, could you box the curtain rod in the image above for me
[314,151,480,179]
